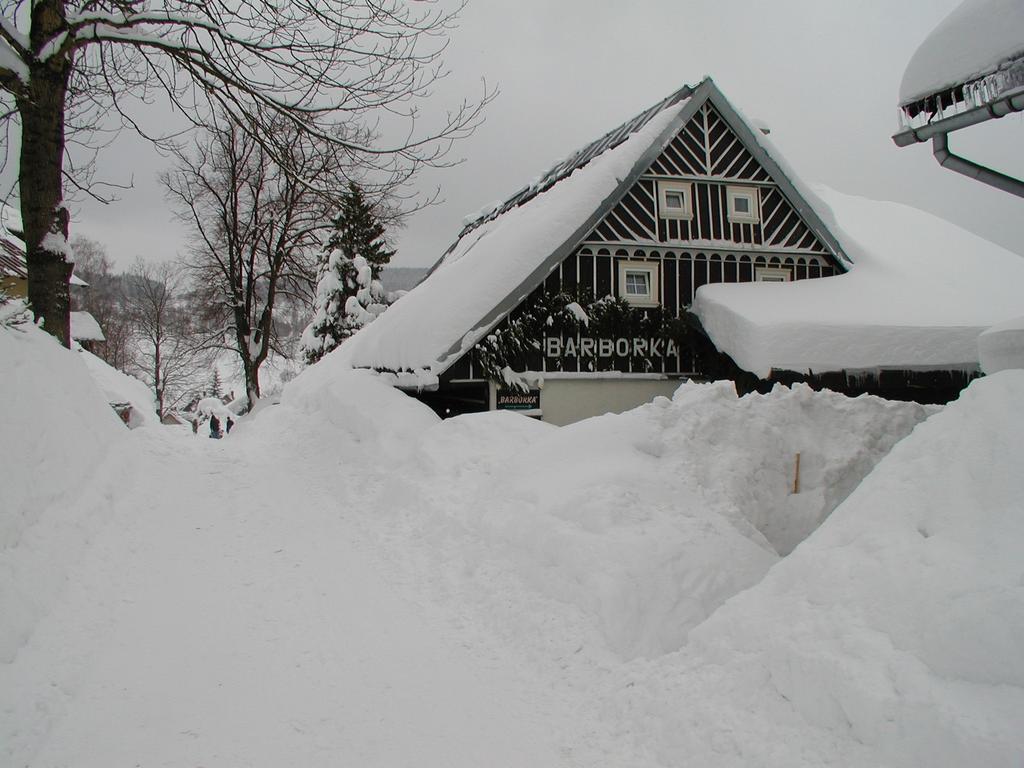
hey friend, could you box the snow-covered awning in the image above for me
[692,187,1024,378]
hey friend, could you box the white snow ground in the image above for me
[3,323,1023,767]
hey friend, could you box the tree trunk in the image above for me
[19,1,73,347]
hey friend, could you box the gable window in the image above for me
[617,261,659,306]
[727,186,760,224]
[658,181,693,220]
[756,267,791,282]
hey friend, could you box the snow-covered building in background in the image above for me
[894,0,1024,196]
[347,77,1022,423]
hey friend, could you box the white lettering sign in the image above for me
[543,336,678,358]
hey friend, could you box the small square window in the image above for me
[664,191,685,210]
[624,270,650,296]
[727,186,760,224]
[658,181,693,220]
[617,261,659,306]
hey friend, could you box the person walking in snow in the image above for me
[209,414,221,439]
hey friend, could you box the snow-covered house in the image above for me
[894,0,1024,196]
[348,78,858,423]
[347,77,1022,423]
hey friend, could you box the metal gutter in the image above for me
[931,133,1024,198]
[892,86,1024,147]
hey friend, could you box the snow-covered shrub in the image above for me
[0,289,30,328]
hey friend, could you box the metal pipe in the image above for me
[892,87,1024,147]
[931,133,1024,198]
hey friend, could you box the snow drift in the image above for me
[388,380,932,659]
[0,324,126,662]
[610,371,1024,766]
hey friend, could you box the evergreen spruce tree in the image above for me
[209,369,222,399]
[300,183,395,365]
[325,182,396,280]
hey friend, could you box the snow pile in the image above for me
[346,102,683,373]
[0,324,125,661]
[78,347,159,427]
[900,0,1024,104]
[693,187,1024,377]
[609,371,1024,766]
[248,344,439,462]
[392,381,930,659]
[979,314,1024,373]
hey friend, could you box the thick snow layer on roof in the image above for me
[346,104,682,373]
[900,0,1024,104]
[78,348,158,427]
[70,310,104,341]
[978,314,1024,372]
[692,187,1024,377]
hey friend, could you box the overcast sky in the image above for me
[63,0,1023,270]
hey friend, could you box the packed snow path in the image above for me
[5,426,647,767]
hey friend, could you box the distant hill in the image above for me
[382,266,428,292]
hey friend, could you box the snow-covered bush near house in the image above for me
[606,370,1024,767]
[0,323,125,662]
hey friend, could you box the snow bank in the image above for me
[248,343,439,461]
[693,187,1024,377]
[391,381,930,659]
[611,372,1024,766]
[78,347,159,427]
[900,0,1024,104]
[0,324,125,661]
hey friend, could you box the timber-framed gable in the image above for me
[352,78,860,422]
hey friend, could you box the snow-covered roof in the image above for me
[692,187,1024,378]
[0,238,27,280]
[0,237,88,286]
[71,311,105,342]
[347,78,847,376]
[900,0,1024,107]
[78,347,159,427]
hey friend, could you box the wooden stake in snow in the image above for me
[793,452,801,494]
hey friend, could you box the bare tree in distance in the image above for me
[69,235,131,369]
[0,0,491,347]
[123,258,210,420]
[164,115,360,409]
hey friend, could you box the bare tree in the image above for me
[0,0,490,347]
[69,235,131,369]
[123,258,208,419]
[164,116,357,408]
